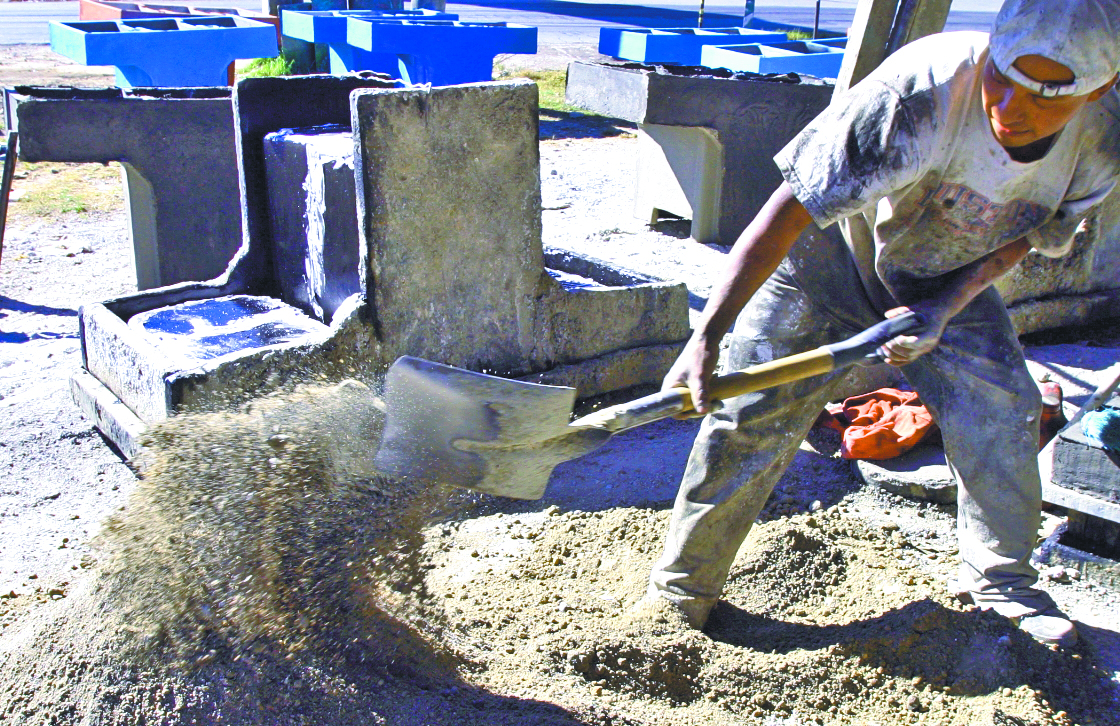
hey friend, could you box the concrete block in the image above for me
[701,40,846,79]
[853,443,957,505]
[7,85,240,289]
[565,61,832,243]
[1000,195,1120,334]
[347,20,537,85]
[49,17,278,88]
[1051,415,1120,508]
[598,27,787,65]
[263,125,361,324]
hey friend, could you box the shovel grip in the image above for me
[571,313,925,432]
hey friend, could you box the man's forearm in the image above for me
[934,236,1032,323]
[694,182,814,343]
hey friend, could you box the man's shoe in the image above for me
[1014,607,1078,647]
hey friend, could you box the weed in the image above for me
[239,53,296,79]
[493,65,590,114]
[7,162,123,220]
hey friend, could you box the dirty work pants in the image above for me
[648,225,1046,625]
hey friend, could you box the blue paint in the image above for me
[701,39,847,79]
[131,295,328,362]
[344,19,537,86]
[50,17,278,88]
[598,28,787,65]
[281,9,458,75]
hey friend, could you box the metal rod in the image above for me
[814,0,821,38]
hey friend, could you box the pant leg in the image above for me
[901,287,1047,616]
[647,263,864,626]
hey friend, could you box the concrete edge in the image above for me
[70,368,147,461]
[1042,482,1120,525]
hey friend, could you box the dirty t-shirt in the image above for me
[775,31,1120,303]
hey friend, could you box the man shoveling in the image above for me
[642,0,1120,647]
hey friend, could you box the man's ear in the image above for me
[1087,73,1119,102]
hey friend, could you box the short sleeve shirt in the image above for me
[775,31,1120,299]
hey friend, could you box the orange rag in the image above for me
[815,388,938,460]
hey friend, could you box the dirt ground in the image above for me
[1,46,1119,726]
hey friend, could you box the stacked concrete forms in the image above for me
[7,85,240,290]
[72,76,689,458]
[565,61,1120,335]
[597,28,788,65]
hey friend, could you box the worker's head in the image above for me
[983,0,1120,148]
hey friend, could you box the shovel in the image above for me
[374,312,923,500]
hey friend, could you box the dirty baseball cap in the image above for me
[989,0,1120,96]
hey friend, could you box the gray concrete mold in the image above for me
[73,76,689,458]
[564,61,833,244]
[565,60,1120,336]
[6,86,241,290]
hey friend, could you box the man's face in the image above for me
[981,54,1112,148]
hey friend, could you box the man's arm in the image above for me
[663,181,814,413]
[879,236,1033,365]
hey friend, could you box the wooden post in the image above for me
[833,0,951,98]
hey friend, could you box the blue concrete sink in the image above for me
[598,27,787,65]
[701,38,847,79]
[50,16,278,87]
[345,19,537,86]
[280,8,458,76]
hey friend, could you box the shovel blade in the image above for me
[374,356,585,499]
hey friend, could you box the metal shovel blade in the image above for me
[374,356,607,500]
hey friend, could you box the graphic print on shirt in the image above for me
[915,181,1052,241]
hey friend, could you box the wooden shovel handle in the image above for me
[573,312,924,432]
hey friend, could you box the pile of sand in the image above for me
[0,383,1116,725]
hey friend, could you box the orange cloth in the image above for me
[814,388,938,460]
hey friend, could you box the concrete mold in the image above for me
[564,60,833,245]
[72,76,689,458]
[6,85,240,290]
[565,60,1120,335]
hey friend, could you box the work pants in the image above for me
[648,225,1047,625]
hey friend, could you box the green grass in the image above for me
[7,162,123,220]
[785,29,813,40]
[239,54,296,79]
[493,67,588,113]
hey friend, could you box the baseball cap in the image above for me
[989,0,1120,96]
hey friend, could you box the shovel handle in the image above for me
[572,312,924,432]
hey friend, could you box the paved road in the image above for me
[0,0,996,45]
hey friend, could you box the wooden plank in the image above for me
[832,0,951,98]
[888,0,952,54]
[833,0,899,97]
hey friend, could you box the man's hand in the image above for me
[879,302,949,365]
[877,237,1033,366]
[662,334,721,417]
